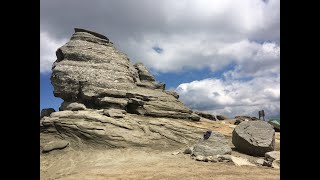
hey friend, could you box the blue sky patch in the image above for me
[152,46,163,54]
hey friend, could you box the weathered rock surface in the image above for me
[195,112,216,121]
[232,121,275,156]
[191,135,232,157]
[50,28,194,120]
[42,140,69,153]
[40,108,56,119]
[40,111,217,150]
[60,101,86,111]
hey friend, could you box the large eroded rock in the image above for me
[40,110,220,150]
[232,121,275,156]
[50,28,194,120]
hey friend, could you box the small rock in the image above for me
[272,159,280,169]
[217,155,232,162]
[172,151,180,155]
[216,115,229,120]
[195,155,206,162]
[206,156,219,162]
[183,147,193,154]
[265,151,280,162]
[263,160,273,167]
[256,158,265,165]
[230,156,256,166]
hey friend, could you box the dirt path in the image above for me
[41,148,279,180]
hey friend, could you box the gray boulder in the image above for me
[232,121,275,156]
[192,132,231,157]
[40,108,56,119]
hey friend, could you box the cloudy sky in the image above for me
[40,0,280,119]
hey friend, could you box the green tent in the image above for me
[268,118,280,131]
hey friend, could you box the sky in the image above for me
[40,0,280,119]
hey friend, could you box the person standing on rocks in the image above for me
[259,110,265,121]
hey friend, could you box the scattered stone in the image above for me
[232,121,275,156]
[172,151,180,155]
[265,151,280,162]
[217,155,232,162]
[206,156,219,162]
[216,115,229,120]
[263,151,280,167]
[195,155,206,161]
[256,159,265,165]
[42,140,69,153]
[234,116,258,125]
[230,156,256,166]
[59,102,86,111]
[40,108,56,119]
[272,159,280,169]
[184,147,193,154]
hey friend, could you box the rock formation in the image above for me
[51,28,195,120]
[232,121,275,156]
[40,28,229,152]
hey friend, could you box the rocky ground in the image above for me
[40,118,280,180]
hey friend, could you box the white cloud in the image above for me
[176,76,280,119]
[40,32,67,73]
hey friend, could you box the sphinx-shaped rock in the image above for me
[51,28,194,119]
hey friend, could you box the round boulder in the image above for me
[232,121,275,156]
